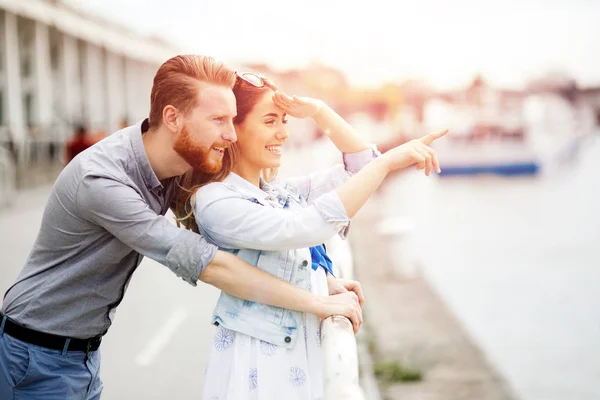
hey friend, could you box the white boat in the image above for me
[424,93,593,177]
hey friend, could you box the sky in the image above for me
[65,0,600,90]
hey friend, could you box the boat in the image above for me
[425,93,593,177]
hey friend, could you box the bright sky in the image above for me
[66,0,600,90]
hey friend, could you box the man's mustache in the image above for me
[212,142,232,150]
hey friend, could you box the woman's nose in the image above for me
[276,126,289,141]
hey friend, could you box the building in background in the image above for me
[0,0,181,166]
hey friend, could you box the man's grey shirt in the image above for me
[2,119,217,338]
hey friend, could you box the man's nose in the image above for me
[222,123,237,143]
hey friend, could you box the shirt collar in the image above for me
[223,172,269,198]
[129,118,162,191]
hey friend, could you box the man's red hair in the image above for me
[148,55,236,129]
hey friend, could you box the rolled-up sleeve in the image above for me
[194,184,350,251]
[76,174,217,285]
[284,146,380,203]
[343,145,381,174]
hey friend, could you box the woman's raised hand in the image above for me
[380,129,449,176]
[272,91,324,119]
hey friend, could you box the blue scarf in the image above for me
[309,244,334,276]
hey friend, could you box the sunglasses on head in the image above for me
[236,72,275,89]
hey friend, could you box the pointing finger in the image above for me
[420,128,449,145]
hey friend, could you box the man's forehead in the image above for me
[196,83,236,113]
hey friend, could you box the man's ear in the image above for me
[162,105,180,134]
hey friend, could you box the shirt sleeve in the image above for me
[283,145,380,203]
[76,173,217,286]
[194,184,350,251]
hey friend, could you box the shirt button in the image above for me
[301,260,308,267]
[284,336,291,343]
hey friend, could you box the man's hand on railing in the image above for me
[326,275,365,333]
[327,275,365,307]
[320,291,363,333]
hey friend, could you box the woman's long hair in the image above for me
[172,74,278,232]
[172,147,236,233]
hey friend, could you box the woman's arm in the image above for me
[195,129,448,250]
[278,93,443,209]
[274,92,446,179]
[273,92,371,153]
[274,93,378,203]
[335,128,448,217]
[194,184,349,251]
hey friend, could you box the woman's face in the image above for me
[235,90,289,170]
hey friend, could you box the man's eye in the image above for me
[265,120,275,125]
[215,117,225,123]
[282,119,289,124]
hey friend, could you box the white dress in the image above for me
[201,266,328,400]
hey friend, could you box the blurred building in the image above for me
[0,0,180,165]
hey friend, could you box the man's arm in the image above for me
[76,174,214,285]
[76,173,362,329]
[201,250,363,332]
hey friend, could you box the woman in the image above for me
[177,72,447,399]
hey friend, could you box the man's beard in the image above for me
[173,125,226,174]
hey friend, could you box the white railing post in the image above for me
[322,315,364,399]
[322,235,366,400]
[283,146,380,399]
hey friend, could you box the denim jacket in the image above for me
[193,147,379,348]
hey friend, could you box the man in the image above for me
[0,55,362,399]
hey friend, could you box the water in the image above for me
[382,135,600,399]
